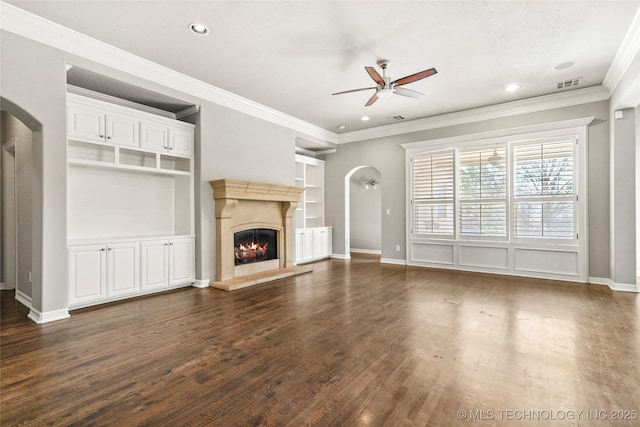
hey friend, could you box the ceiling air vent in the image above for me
[392,115,405,121]
[556,77,582,90]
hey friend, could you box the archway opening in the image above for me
[344,165,382,258]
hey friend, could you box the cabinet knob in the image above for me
[107,136,111,140]
[107,248,112,251]
[99,134,105,138]
[100,248,105,251]
[169,243,174,246]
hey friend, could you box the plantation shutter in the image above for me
[458,147,507,237]
[513,139,575,239]
[412,151,454,235]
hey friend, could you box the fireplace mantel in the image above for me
[209,179,308,290]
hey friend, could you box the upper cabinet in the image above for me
[67,93,193,157]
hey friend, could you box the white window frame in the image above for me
[402,117,593,283]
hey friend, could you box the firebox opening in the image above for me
[234,228,278,266]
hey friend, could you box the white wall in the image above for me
[349,167,381,252]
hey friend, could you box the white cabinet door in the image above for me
[68,244,107,306]
[105,112,139,147]
[140,121,170,152]
[169,238,194,285]
[313,228,330,258]
[68,103,105,143]
[107,242,140,297]
[295,229,315,263]
[169,126,193,157]
[141,240,169,290]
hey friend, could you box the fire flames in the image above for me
[234,241,269,262]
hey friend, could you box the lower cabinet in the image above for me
[295,227,332,264]
[68,236,194,308]
[68,241,140,306]
[141,237,194,290]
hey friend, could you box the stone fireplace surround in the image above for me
[208,179,311,291]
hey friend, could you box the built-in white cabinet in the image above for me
[295,155,331,263]
[68,100,139,147]
[140,119,193,157]
[67,91,196,309]
[68,241,140,307]
[141,237,194,291]
[295,227,332,264]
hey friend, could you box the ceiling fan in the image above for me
[332,59,437,106]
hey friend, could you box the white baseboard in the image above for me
[589,277,638,293]
[380,258,407,266]
[331,253,351,260]
[15,289,32,308]
[350,248,382,255]
[27,307,70,324]
[192,279,210,288]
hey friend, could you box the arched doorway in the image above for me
[344,165,382,257]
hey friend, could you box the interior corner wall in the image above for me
[324,100,611,278]
[1,31,68,315]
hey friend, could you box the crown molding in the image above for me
[338,86,610,144]
[0,1,338,144]
[603,5,640,94]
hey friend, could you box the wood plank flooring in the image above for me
[2,254,640,426]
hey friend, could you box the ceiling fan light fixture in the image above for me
[504,83,521,92]
[377,87,394,99]
[361,116,370,121]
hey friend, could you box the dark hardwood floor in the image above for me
[2,254,640,426]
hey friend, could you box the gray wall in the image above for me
[324,100,611,278]
[1,31,323,317]
[349,167,381,252]
[1,112,34,297]
[1,31,69,315]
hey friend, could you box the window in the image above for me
[513,139,575,239]
[410,138,577,242]
[458,147,507,237]
[412,151,454,236]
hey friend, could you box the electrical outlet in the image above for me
[395,245,400,251]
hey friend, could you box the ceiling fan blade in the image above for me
[392,68,437,86]
[365,66,384,84]
[332,87,377,95]
[365,93,379,106]
[393,87,424,99]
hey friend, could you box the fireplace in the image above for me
[209,179,310,291]
[234,228,278,265]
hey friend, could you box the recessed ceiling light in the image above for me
[337,125,346,130]
[504,83,521,92]
[189,23,209,35]
[555,61,575,70]
[361,116,370,121]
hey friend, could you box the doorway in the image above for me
[2,138,17,291]
[344,165,382,257]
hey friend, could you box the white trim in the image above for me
[401,117,595,150]
[27,307,71,324]
[350,248,382,255]
[331,253,351,260]
[603,6,640,94]
[175,105,200,120]
[380,258,407,265]
[589,276,611,286]
[15,289,31,307]
[609,282,638,293]
[192,279,210,288]
[339,87,608,144]
[0,2,337,144]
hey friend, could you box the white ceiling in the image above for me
[7,1,640,134]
